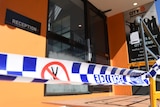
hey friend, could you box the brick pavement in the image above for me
[43,95,158,107]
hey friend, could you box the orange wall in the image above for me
[0,0,47,56]
[107,13,132,95]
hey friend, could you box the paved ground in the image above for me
[43,95,156,107]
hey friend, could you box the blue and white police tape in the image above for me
[0,52,158,86]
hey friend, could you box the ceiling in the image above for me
[88,0,154,17]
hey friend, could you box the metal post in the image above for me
[136,16,157,107]
[136,16,149,71]
[150,77,157,107]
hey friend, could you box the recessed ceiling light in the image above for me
[78,24,82,28]
[133,2,138,6]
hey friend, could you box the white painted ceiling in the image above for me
[88,0,154,17]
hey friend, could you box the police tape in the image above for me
[0,52,158,86]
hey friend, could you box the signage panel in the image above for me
[5,9,41,35]
[124,2,160,63]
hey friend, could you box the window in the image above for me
[85,1,111,93]
[45,0,111,96]
[86,1,110,65]
[47,0,86,61]
[45,0,88,96]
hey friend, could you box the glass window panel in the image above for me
[47,39,85,61]
[45,84,89,96]
[62,32,70,39]
[46,0,111,96]
[52,20,62,34]
[48,0,85,41]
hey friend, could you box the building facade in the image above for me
[2,0,154,107]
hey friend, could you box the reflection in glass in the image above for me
[47,0,86,61]
[46,0,88,96]
[47,39,86,61]
[48,0,85,44]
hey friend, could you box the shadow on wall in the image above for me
[0,1,16,30]
[0,0,48,36]
[0,8,41,35]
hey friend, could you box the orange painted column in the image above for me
[107,13,132,95]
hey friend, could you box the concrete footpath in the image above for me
[43,95,160,107]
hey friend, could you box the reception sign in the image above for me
[5,9,41,35]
